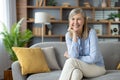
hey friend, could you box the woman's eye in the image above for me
[72,18,74,20]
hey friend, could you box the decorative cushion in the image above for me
[12,47,50,75]
[117,63,120,70]
[41,47,60,70]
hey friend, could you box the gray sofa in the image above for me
[12,42,120,80]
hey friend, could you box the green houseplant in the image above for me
[0,18,33,61]
[108,13,120,21]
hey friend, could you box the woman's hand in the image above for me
[64,51,70,58]
[68,26,78,42]
[68,26,75,33]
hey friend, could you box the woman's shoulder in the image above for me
[66,31,70,36]
[89,28,96,35]
[65,31,72,39]
[87,28,97,38]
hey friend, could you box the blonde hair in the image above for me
[68,8,89,39]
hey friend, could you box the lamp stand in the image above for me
[41,23,45,42]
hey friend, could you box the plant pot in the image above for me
[4,69,13,80]
[114,17,119,22]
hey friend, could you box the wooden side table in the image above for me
[4,70,13,80]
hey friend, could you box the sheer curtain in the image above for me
[0,0,16,79]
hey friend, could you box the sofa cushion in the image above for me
[27,70,120,80]
[85,70,120,80]
[12,47,50,75]
[117,63,120,70]
[42,47,60,70]
[30,42,67,69]
[27,70,61,80]
[99,42,120,70]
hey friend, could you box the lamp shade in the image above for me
[35,12,50,24]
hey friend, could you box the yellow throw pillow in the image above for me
[117,63,120,70]
[12,47,50,75]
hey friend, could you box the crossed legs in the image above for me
[59,58,106,80]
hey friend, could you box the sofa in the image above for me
[12,42,120,80]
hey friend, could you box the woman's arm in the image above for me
[79,29,101,64]
[65,32,80,58]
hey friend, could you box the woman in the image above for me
[59,8,106,80]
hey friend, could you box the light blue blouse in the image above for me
[65,29,104,66]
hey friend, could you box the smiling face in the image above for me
[68,8,89,39]
[69,13,84,34]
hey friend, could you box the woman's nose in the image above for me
[74,20,78,24]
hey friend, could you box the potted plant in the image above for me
[108,13,120,22]
[47,0,57,6]
[0,18,33,61]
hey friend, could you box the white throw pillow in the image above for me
[42,47,60,70]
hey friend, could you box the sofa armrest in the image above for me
[11,61,27,80]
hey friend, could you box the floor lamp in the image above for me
[35,12,50,42]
